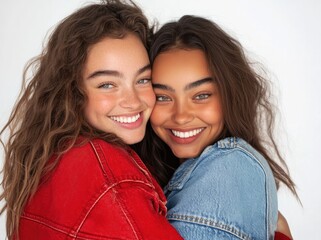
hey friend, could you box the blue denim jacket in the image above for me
[164,137,277,240]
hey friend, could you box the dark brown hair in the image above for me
[0,0,151,237]
[135,15,298,199]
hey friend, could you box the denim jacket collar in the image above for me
[164,137,238,194]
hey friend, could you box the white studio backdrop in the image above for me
[1,0,320,239]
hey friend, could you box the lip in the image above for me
[168,127,205,144]
[109,112,144,129]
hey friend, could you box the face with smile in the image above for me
[82,33,155,144]
[150,49,224,160]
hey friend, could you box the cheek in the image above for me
[150,105,164,127]
[199,100,224,122]
[137,87,156,109]
[150,116,164,141]
[85,93,115,115]
[145,89,156,108]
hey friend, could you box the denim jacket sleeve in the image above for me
[164,137,278,240]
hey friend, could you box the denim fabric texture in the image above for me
[165,137,278,240]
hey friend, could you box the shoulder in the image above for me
[51,138,130,186]
[165,137,273,193]
[195,137,274,183]
[59,138,128,167]
[166,137,277,210]
[49,138,115,183]
[63,138,122,157]
[166,138,278,239]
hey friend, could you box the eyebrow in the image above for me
[86,64,151,79]
[184,77,213,91]
[152,77,213,92]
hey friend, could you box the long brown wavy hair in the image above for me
[135,15,298,199]
[0,0,152,238]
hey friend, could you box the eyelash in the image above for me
[155,93,212,103]
[194,93,212,100]
[97,78,151,89]
[137,78,151,85]
[98,82,115,89]
[156,95,171,102]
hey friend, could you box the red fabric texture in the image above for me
[18,138,182,239]
[275,231,292,240]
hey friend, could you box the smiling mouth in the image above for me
[109,113,140,123]
[171,128,204,139]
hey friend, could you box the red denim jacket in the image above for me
[18,138,182,239]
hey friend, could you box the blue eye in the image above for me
[98,83,115,89]
[137,78,151,85]
[156,95,171,102]
[195,93,211,100]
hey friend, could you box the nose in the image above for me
[172,101,194,125]
[119,87,142,109]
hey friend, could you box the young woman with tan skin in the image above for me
[135,15,296,239]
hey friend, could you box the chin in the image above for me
[123,136,144,145]
[121,128,146,145]
[172,149,200,159]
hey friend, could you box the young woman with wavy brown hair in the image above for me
[0,1,184,239]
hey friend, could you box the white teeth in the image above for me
[171,128,204,138]
[110,113,140,123]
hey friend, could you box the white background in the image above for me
[1,0,320,239]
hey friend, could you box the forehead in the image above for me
[83,34,149,77]
[152,49,212,85]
